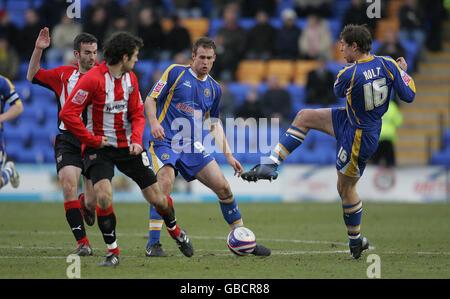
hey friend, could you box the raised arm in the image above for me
[27,27,50,82]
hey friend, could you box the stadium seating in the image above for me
[4,0,432,166]
[236,60,267,85]
[266,60,295,85]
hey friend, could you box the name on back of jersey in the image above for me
[363,67,381,80]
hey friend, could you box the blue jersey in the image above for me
[148,64,222,150]
[333,55,415,131]
[0,75,22,138]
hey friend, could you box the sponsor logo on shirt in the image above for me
[72,89,89,105]
[104,100,127,113]
[400,70,411,86]
[153,81,166,94]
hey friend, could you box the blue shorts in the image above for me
[148,141,215,182]
[331,108,380,178]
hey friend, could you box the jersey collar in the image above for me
[188,67,208,82]
[357,55,374,63]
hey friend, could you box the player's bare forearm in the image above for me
[0,101,23,123]
[27,47,44,82]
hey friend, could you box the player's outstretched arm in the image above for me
[27,27,50,82]
[0,100,23,123]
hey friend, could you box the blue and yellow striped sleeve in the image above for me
[0,75,21,106]
[380,56,416,103]
[333,64,356,98]
[148,64,187,100]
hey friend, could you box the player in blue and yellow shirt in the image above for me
[0,75,23,189]
[242,25,416,259]
[144,37,270,257]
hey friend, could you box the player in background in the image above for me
[27,28,98,256]
[144,37,270,257]
[241,24,416,259]
[60,31,193,266]
[0,75,23,189]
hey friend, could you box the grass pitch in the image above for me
[0,201,449,279]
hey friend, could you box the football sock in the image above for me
[219,194,243,229]
[148,204,164,247]
[0,167,13,188]
[269,126,307,165]
[154,195,181,238]
[64,200,89,246]
[96,205,119,255]
[342,200,363,246]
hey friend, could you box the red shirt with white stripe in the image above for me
[60,62,145,149]
[32,63,98,132]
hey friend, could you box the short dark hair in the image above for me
[103,31,144,65]
[73,32,98,52]
[192,37,216,55]
[339,24,372,54]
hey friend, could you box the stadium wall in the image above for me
[1,164,449,203]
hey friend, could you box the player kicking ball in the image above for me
[242,24,416,259]
[144,37,270,257]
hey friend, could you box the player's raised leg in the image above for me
[1,161,20,189]
[195,160,271,256]
[242,108,334,182]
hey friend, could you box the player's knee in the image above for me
[156,175,174,195]
[60,177,78,200]
[292,109,312,128]
[214,180,231,199]
[94,183,113,209]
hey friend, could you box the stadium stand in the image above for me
[1,0,448,166]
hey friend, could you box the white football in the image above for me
[227,227,256,256]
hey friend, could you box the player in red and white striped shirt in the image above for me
[60,31,193,266]
[27,28,98,256]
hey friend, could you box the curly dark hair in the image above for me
[339,24,372,54]
[103,31,144,65]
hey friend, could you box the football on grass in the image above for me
[227,227,256,256]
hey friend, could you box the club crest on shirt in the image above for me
[72,89,89,105]
[204,88,210,98]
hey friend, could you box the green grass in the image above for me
[0,201,449,279]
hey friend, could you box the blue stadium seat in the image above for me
[135,59,155,88]
[430,149,450,166]
[226,82,252,106]
[3,119,32,143]
[31,85,57,103]
[6,0,31,10]
[13,80,33,102]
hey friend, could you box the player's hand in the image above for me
[129,143,143,155]
[227,155,243,177]
[97,136,109,148]
[151,121,165,141]
[35,27,50,50]
[396,57,407,72]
